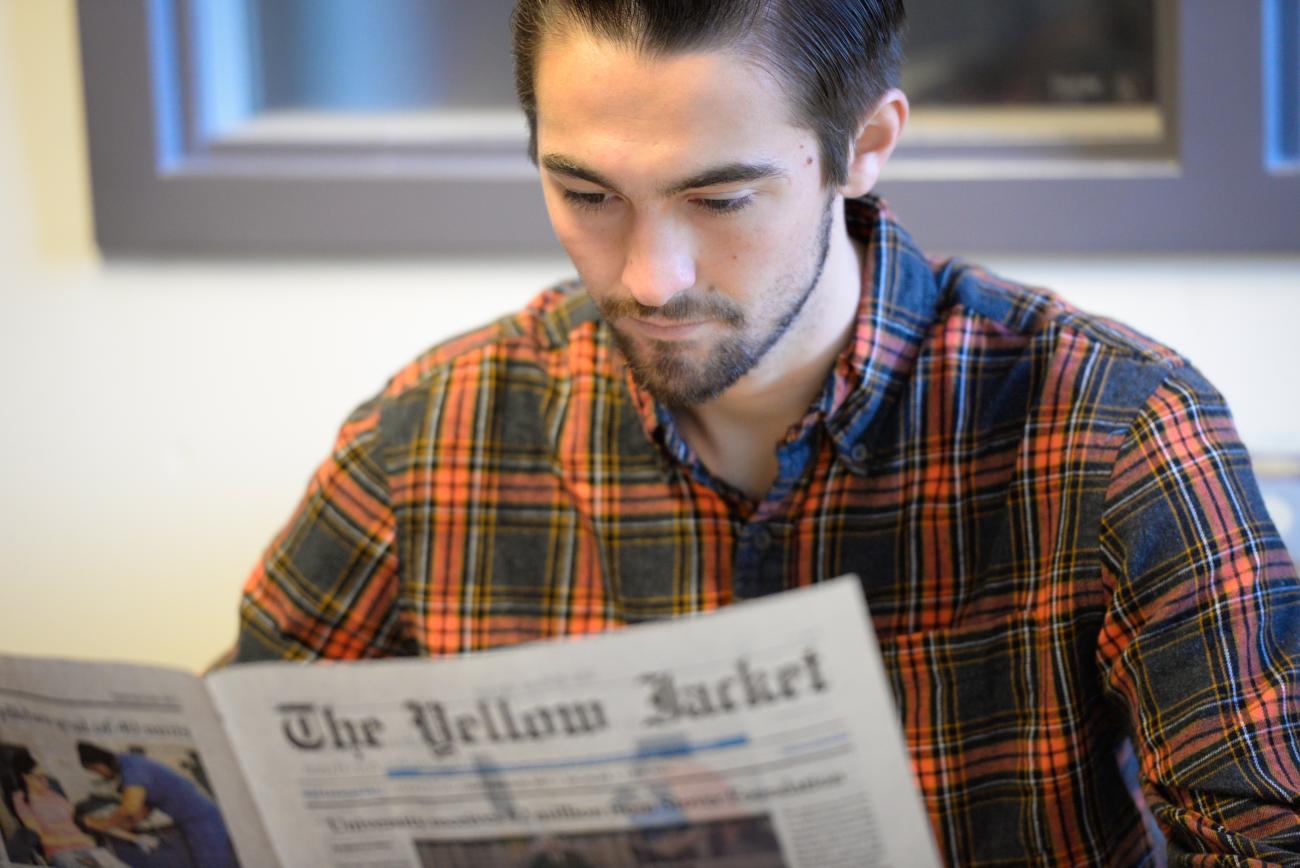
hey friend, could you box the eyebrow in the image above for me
[664,162,786,196]
[541,154,787,198]
[541,155,621,193]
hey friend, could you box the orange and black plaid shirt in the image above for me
[237,198,1299,865]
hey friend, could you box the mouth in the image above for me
[624,317,710,342]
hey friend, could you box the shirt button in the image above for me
[749,526,772,551]
[850,444,869,463]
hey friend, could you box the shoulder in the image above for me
[920,259,1225,438]
[117,753,151,781]
[384,281,603,395]
[931,259,1187,370]
[335,281,607,450]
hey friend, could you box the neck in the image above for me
[677,204,864,498]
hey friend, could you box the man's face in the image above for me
[534,32,842,406]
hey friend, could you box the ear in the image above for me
[840,88,909,199]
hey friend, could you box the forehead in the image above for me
[534,31,810,178]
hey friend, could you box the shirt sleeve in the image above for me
[118,754,150,790]
[1098,364,1300,864]
[234,401,407,661]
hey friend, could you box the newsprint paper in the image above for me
[0,577,941,868]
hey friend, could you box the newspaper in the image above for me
[1,577,940,868]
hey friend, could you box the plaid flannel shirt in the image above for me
[237,198,1299,865]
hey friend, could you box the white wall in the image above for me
[1,2,1296,672]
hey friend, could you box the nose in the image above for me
[620,216,696,309]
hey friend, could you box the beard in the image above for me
[598,198,835,408]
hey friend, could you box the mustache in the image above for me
[597,293,744,325]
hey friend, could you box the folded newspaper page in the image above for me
[0,656,275,867]
[1,577,940,867]
[211,576,939,868]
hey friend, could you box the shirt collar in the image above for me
[819,196,944,467]
[624,195,944,473]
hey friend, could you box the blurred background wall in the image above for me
[1,0,1296,672]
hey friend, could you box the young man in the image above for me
[234,1,1299,863]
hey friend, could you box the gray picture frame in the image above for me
[78,0,1300,256]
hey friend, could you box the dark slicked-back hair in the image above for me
[511,0,906,187]
[76,741,118,773]
[10,747,36,795]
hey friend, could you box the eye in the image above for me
[562,189,612,212]
[694,195,753,215]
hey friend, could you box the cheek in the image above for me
[545,204,624,288]
[700,210,807,288]
[554,225,624,290]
